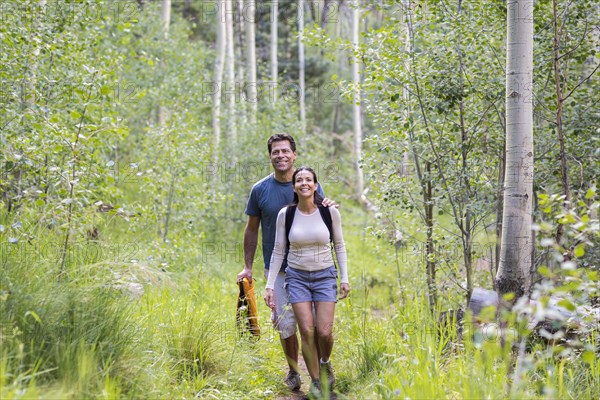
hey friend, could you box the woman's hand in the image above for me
[264,288,276,309]
[339,283,350,299]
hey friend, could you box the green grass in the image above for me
[1,202,598,399]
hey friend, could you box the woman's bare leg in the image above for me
[314,302,336,362]
[292,302,320,380]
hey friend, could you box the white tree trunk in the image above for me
[271,0,278,102]
[212,0,226,167]
[160,0,171,38]
[245,0,257,125]
[298,0,306,133]
[496,0,534,298]
[236,0,246,126]
[351,1,364,199]
[225,0,236,146]
[158,0,171,126]
[401,0,412,178]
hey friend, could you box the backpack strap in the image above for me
[317,205,333,243]
[318,205,338,271]
[285,204,337,271]
[286,205,334,247]
[285,205,297,257]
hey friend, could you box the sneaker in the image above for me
[284,370,302,391]
[320,361,335,390]
[308,379,322,398]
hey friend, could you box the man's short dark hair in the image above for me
[267,133,296,154]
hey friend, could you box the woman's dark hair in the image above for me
[291,167,324,206]
[267,133,296,154]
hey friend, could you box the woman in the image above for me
[265,167,350,395]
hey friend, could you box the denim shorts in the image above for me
[285,266,338,303]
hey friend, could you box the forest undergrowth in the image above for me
[1,200,598,399]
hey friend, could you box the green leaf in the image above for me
[582,350,595,365]
[25,310,42,324]
[538,266,551,277]
[70,110,81,120]
[35,199,45,207]
[574,245,585,258]
[502,292,515,302]
[585,187,595,199]
[557,298,576,312]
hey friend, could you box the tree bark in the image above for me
[225,0,236,147]
[351,0,364,200]
[245,0,257,125]
[552,0,570,245]
[496,0,534,298]
[158,0,171,126]
[298,0,306,133]
[425,161,436,312]
[212,0,226,169]
[271,0,278,101]
[160,0,171,38]
[495,131,506,284]
[236,0,246,125]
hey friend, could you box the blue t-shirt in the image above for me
[245,173,325,272]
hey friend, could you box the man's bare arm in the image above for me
[237,216,260,282]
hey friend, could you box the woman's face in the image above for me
[294,170,317,199]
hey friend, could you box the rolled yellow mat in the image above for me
[236,278,260,337]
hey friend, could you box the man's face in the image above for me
[269,140,297,174]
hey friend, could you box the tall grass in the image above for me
[1,204,598,399]
[1,264,140,398]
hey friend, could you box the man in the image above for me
[237,133,333,391]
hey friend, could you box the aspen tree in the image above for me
[496,0,534,298]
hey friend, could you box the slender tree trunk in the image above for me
[298,0,306,133]
[271,0,278,102]
[321,0,331,27]
[401,0,412,178]
[225,0,236,147]
[245,0,257,125]
[236,0,246,126]
[495,131,506,284]
[160,0,171,37]
[158,0,171,126]
[351,0,364,200]
[212,0,226,169]
[496,0,534,298]
[405,2,436,309]
[425,161,436,312]
[456,0,473,302]
[59,74,97,279]
[26,6,42,109]
[330,3,344,149]
[552,0,570,245]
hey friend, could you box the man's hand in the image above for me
[264,288,276,309]
[339,283,350,299]
[237,266,253,283]
[322,197,339,208]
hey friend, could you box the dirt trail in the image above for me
[276,357,309,400]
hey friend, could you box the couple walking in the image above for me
[237,134,350,396]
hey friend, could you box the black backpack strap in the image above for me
[318,205,338,272]
[318,205,333,243]
[285,205,297,257]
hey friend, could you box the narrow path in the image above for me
[276,356,309,400]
